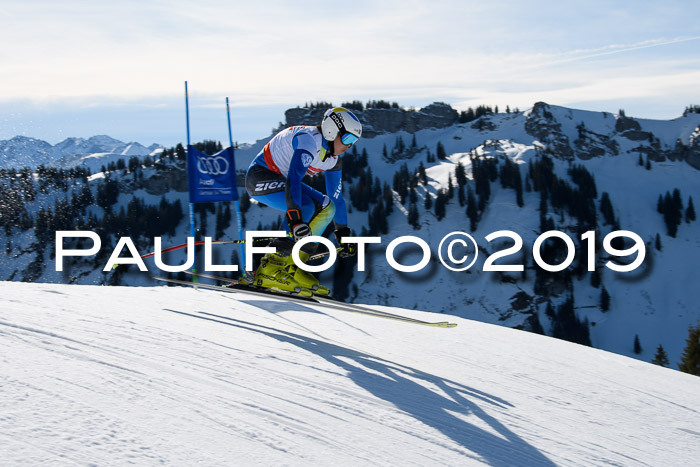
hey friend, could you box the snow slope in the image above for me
[1,281,698,466]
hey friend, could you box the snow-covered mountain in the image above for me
[1,102,699,373]
[224,103,700,370]
[2,280,698,466]
[0,136,54,168]
[0,135,162,170]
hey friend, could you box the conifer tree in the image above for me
[655,233,662,251]
[600,286,610,312]
[473,158,492,212]
[392,165,410,205]
[539,189,549,233]
[240,192,251,213]
[332,254,356,301]
[455,162,467,187]
[408,201,420,229]
[215,203,231,239]
[662,191,682,237]
[372,176,382,200]
[96,177,120,210]
[651,345,670,367]
[434,189,448,220]
[552,296,591,346]
[634,334,642,354]
[382,183,393,215]
[409,185,418,205]
[198,208,208,236]
[527,312,545,334]
[600,192,616,226]
[424,192,433,210]
[175,143,186,161]
[545,301,555,319]
[360,148,369,169]
[514,167,524,208]
[418,162,428,185]
[215,204,223,238]
[678,322,700,376]
[686,196,696,223]
[466,186,478,231]
[436,141,447,160]
[672,188,683,213]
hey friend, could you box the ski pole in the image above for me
[138,237,281,260]
[111,237,282,270]
[309,247,344,261]
[113,239,340,270]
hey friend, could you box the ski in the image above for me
[180,270,457,327]
[153,274,457,328]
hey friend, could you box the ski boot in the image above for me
[280,250,331,296]
[239,252,313,297]
[249,250,331,296]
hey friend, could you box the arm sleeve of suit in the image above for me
[285,133,315,212]
[325,157,347,226]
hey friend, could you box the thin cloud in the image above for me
[538,36,700,67]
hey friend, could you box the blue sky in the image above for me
[1,0,699,146]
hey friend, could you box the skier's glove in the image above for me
[286,209,312,241]
[334,226,356,258]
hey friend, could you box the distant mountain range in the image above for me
[0,135,162,170]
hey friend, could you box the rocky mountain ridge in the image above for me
[283,101,700,169]
[523,102,700,169]
[283,102,460,138]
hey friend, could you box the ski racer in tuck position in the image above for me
[240,107,362,296]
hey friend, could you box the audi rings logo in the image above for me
[197,155,230,176]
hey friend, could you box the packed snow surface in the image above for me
[1,282,698,466]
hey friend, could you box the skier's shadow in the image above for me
[235,298,372,336]
[168,308,556,466]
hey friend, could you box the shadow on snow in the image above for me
[163,306,555,467]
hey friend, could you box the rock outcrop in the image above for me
[284,102,459,138]
[524,102,574,160]
[688,126,700,170]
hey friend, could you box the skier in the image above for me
[240,107,362,295]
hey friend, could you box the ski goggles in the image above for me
[340,132,359,146]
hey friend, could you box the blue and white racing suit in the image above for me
[245,125,347,239]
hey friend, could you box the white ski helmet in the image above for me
[321,107,362,145]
